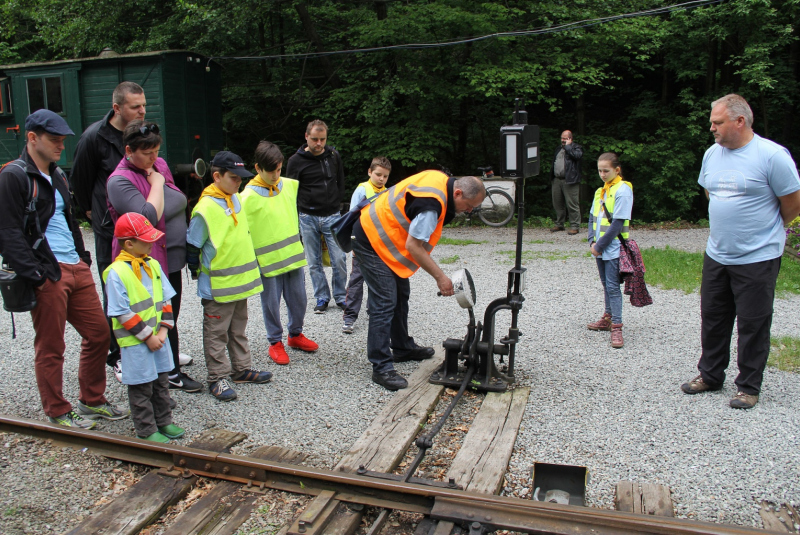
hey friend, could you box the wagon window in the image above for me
[26,76,63,114]
[0,78,10,116]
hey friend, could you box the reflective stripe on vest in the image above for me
[592,180,632,240]
[360,170,448,278]
[192,195,263,302]
[241,178,308,277]
[103,259,164,348]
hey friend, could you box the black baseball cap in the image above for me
[210,151,253,178]
[25,109,74,136]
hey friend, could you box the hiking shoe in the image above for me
[587,313,612,331]
[314,299,329,314]
[178,353,194,366]
[568,229,579,235]
[210,378,237,401]
[342,321,354,334]
[232,369,273,384]
[48,411,97,430]
[336,301,346,309]
[393,345,435,362]
[169,372,203,393]
[730,392,759,409]
[288,333,318,352]
[158,424,185,439]
[680,374,722,395]
[372,370,408,391]
[550,226,565,232]
[113,360,123,383]
[610,323,624,349]
[140,431,170,443]
[269,342,290,365]
[76,401,130,421]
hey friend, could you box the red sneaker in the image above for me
[287,333,319,352]
[268,342,290,365]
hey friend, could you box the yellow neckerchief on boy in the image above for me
[115,250,153,282]
[249,174,282,197]
[200,184,238,225]
[601,175,623,202]
[368,180,386,196]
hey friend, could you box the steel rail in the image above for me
[0,414,780,535]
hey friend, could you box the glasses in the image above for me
[137,124,160,136]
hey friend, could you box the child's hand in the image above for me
[146,334,163,351]
[590,244,601,257]
[157,327,168,344]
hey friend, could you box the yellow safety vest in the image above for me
[241,178,307,278]
[103,259,164,348]
[191,195,263,302]
[359,180,385,202]
[592,180,632,241]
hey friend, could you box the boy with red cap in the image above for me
[104,212,185,442]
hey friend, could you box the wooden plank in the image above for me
[163,445,308,535]
[447,387,530,494]
[431,387,530,535]
[336,356,447,473]
[285,356,446,535]
[615,481,635,514]
[66,429,247,535]
[759,500,799,532]
[641,483,673,517]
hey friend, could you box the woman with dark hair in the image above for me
[106,120,202,393]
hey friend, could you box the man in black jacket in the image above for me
[285,119,348,314]
[0,110,128,429]
[71,81,145,374]
[550,130,583,235]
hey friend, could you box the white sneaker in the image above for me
[113,360,122,383]
[178,353,194,366]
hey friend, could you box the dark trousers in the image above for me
[352,240,416,374]
[128,372,172,437]
[32,262,110,417]
[699,254,780,395]
[343,255,365,322]
[167,270,184,375]
[95,234,120,367]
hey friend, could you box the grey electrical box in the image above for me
[500,123,539,179]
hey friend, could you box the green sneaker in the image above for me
[48,411,96,430]
[76,400,130,421]
[139,431,170,443]
[158,424,185,439]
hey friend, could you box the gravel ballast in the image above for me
[0,226,798,533]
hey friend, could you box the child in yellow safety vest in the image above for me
[186,151,271,402]
[104,212,183,443]
[587,152,633,349]
[242,141,319,366]
[341,156,391,334]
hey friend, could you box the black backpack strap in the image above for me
[5,159,43,250]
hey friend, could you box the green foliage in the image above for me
[768,336,800,373]
[438,237,485,246]
[440,255,460,264]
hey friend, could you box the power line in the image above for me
[208,0,723,64]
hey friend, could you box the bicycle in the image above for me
[475,166,515,227]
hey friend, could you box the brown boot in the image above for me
[611,323,624,348]
[587,313,612,331]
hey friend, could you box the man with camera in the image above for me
[550,130,583,235]
[0,109,128,429]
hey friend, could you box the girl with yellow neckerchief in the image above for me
[587,152,633,349]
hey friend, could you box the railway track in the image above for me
[0,358,784,535]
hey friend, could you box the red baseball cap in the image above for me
[114,213,165,243]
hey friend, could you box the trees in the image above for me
[2,0,798,221]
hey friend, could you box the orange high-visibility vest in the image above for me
[359,170,448,278]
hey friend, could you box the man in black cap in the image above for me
[71,82,162,380]
[0,109,129,428]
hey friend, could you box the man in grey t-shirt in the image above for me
[550,130,583,234]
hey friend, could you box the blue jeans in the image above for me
[352,240,417,374]
[596,257,622,324]
[298,213,347,305]
[343,255,365,322]
[259,269,308,345]
[300,212,347,304]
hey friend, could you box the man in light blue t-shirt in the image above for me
[681,94,800,409]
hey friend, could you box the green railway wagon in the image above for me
[0,49,223,190]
